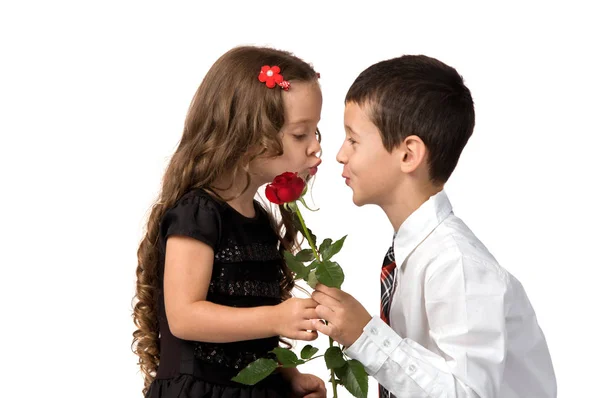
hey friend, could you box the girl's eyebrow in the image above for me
[289,118,317,125]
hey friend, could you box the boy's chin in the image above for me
[352,190,383,207]
[351,192,369,207]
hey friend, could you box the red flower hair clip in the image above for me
[258,65,291,91]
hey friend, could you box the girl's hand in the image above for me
[290,372,327,398]
[274,298,319,341]
[281,368,327,398]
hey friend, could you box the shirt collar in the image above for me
[393,190,453,267]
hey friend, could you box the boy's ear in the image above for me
[397,135,427,174]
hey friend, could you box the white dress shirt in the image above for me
[346,190,556,397]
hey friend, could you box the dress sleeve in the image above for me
[160,192,221,249]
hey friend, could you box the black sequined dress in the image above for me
[145,189,291,398]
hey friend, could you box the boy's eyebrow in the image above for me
[344,125,359,135]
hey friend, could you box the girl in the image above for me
[132,46,325,398]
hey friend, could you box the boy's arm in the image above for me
[312,259,553,398]
[312,273,497,397]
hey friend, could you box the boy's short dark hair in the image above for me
[345,55,475,183]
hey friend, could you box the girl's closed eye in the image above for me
[347,137,357,145]
[293,133,308,141]
[293,128,320,142]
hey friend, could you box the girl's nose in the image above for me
[309,132,322,157]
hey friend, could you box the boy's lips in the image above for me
[342,174,350,185]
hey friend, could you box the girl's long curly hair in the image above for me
[131,46,319,395]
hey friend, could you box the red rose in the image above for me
[265,172,306,205]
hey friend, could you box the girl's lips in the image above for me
[309,160,321,176]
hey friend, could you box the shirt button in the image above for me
[370,327,378,336]
[408,364,417,373]
[383,339,390,348]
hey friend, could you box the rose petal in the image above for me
[276,186,295,203]
[267,173,306,202]
[265,185,282,204]
[291,178,306,198]
[280,172,296,181]
[273,175,288,185]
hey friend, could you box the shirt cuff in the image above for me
[345,316,404,375]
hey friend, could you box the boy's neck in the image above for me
[382,182,444,232]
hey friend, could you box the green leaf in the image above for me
[319,238,332,253]
[322,235,347,261]
[270,347,304,368]
[307,260,319,271]
[341,360,368,398]
[305,228,317,246]
[324,346,346,369]
[295,249,315,262]
[316,260,345,288]
[334,364,347,380]
[284,251,308,279]
[300,345,319,359]
[231,358,278,385]
[307,269,318,289]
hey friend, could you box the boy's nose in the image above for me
[336,145,347,164]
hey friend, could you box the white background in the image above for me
[1,1,598,397]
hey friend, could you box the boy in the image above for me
[311,55,556,397]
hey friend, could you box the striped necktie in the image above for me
[379,245,396,398]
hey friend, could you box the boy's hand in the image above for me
[311,283,372,347]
